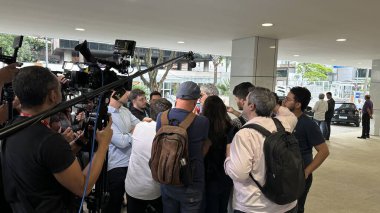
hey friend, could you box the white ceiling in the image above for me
[1,0,380,68]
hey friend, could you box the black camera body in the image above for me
[61,39,135,93]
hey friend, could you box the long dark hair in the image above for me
[202,96,230,136]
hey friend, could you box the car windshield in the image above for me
[336,103,355,109]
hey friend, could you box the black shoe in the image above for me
[357,136,366,139]
[366,135,370,139]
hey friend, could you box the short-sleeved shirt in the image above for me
[294,113,325,167]
[156,108,209,190]
[2,117,75,212]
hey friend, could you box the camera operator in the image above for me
[1,66,113,212]
[0,63,20,125]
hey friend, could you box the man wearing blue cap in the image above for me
[156,81,210,213]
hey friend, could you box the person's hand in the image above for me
[61,127,75,142]
[304,169,311,179]
[0,103,8,125]
[0,63,21,84]
[74,130,85,140]
[226,106,241,117]
[96,117,113,147]
[56,75,69,85]
[76,112,86,122]
[142,117,152,122]
[226,106,235,114]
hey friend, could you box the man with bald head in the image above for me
[156,81,209,213]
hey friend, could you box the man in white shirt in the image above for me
[125,98,172,213]
[224,87,298,213]
[312,93,328,139]
[106,87,140,213]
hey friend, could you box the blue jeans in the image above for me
[161,185,203,213]
[315,120,328,139]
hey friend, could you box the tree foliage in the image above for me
[296,63,333,82]
[217,78,230,96]
[132,48,176,93]
[0,34,47,63]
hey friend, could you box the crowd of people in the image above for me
[0,63,374,213]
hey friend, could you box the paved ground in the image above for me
[307,125,380,213]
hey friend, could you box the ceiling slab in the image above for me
[1,0,379,68]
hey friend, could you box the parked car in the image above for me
[332,103,361,127]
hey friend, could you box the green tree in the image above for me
[296,63,333,82]
[0,34,47,63]
[132,83,150,95]
[217,78,230,96]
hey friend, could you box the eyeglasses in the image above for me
[283,96,295,102]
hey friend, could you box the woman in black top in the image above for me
[202,96,236,213]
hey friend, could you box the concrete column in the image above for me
[204,61,209,72]
[229,36,278,108]
[370,60,380,136]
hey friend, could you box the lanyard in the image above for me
[20,112,50,127]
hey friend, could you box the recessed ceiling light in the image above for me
[293,54,300,57]
[269,46,276,49]
[177,41,185,44]
[336,38,347,42]
[75,28,85,31]
[262,23,274,27]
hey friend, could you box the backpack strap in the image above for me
[242,123,272,137]
[179,112,196,130]
[272,118,285,132]
[160,110,170,126]
[249,173,265,192]
[238,116,247,126]
[241,124,271,193]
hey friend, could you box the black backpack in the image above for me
[242,118,305,205]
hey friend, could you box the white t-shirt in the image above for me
[125,121,161,200]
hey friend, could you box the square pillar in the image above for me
[229,36,278,109]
